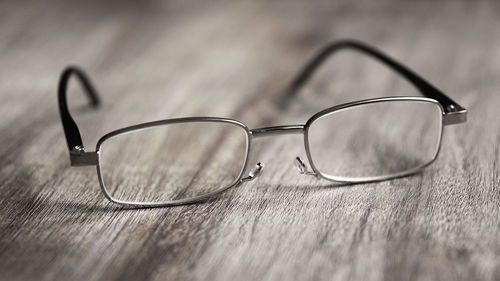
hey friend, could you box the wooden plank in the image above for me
[0,0,499,280]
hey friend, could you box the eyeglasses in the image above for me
[58,40,467,208]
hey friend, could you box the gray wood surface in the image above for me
[0,0,499,280]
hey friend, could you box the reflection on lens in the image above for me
[98,121,248,203]
[307,99,442,181]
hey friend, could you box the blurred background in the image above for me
[1,0,497,166]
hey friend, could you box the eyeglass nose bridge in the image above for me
[248,125,318,178]
[249,125,305,138]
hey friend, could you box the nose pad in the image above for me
[294,157,317,176]
[241,162,264,182]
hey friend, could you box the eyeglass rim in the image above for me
[303,96,445,183]
[95,117,252,207]
[93,96,444,207]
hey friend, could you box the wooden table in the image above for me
[0,0,499,280]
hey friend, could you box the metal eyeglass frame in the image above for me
[58,39,467,208]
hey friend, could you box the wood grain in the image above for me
[0,0,499,280]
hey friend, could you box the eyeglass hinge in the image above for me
[70,146,98,166]
[442,106,467,125]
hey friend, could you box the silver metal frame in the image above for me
[94,117,252,207]
[303,97,444,183]
[73,96,457,208]
[59,41,468,208]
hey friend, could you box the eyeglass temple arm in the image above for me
[282,40,466,124]
[58,66,100,165]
